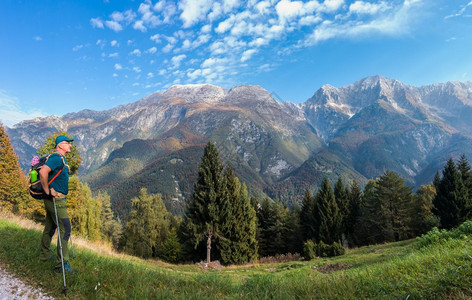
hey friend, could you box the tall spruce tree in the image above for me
[218,166,258,264]
[0,124,33,215]
[457,154,472,219]
[97,191,122,248]
[346,180,362,247]
[374,170,414,242]
[300,189,315,241]
[315,177,340,244]
[412,184,439,235]
[334,177,349,243]
[356,180,382,245]
[433,158,469,229]
[183,141,228,263]
[256,197,271,257]
[256,198,290,257]
[285,203,303,254]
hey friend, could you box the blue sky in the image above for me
[1,0,471,126]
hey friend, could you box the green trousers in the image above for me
[39,198,71,265]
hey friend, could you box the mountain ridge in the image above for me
[6,76,472,216]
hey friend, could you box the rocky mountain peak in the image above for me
[222,85,280,110]
[162,84,227,104]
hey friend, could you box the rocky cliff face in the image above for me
[6,76,472,212]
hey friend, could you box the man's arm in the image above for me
[39,165,56,197]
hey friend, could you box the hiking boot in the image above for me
[54,262,78,275]
[40,255,57,262]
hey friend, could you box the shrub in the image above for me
[303,240,345,259]
[416,220,472,248]
[303,240,316,260]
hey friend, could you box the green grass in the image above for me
[1,217,472,299]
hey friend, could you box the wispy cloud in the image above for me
[445,1,472,19]
[0,90,45,127]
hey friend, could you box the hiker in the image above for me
[38,135,77,274]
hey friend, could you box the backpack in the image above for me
[28,153,65,199]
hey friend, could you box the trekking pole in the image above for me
[53,199,68,296]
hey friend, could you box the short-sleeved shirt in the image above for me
[45,153,69,195]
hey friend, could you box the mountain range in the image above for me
[7,75,472,218]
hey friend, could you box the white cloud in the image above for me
[162,44,174,53]
[276,0,304,21]
[150,34,161,43]
[111,10,136,24]
[114,64,123,70]
[133,66,142,73]
[241,49,257,62]
[138,2,161,28]
[109,52,119,58]
[0,91,45,127]
[255,1,271,14]
[445,1,472,19]
[113,73,119,77]
[216,15,236,33]
[171,54,187,68]
[201,24,212,33]
[73,45,84,51]
[90,18,104,29]
[147,46,157,54]
[319,0,345,13]
[130,49,142,56]
[33,36,42,41]
[349,1,389,15]
[179,0,213,27]
[111,40,118,47]
[105,20,123,32]
[154,0,177,23]
[299,15,322,26]
[147,72,154,78]
[133,20,147,32]
[159,69,167,75]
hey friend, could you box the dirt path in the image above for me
[0,266,54,300]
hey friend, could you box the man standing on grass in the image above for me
[39,135,77,274]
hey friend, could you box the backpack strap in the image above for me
[46,153,67,186]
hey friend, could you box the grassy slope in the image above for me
[1,216,472,299]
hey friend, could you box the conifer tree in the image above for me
[159,228,182,263]
[67,177,102,240]
[285,203,303,254]
[374,170,414,242]
[355,180,381,245]
[433,158,469,229]
[0,124,31,214]
[255,197,271,257]
[334,177,349,241]
[433,171,441,190]
[315,177,340,244]
[97,191,122,248]
[457,154,472,219]
[183,141,227,263]
[412,184,440,235]
[218,166,258,264]
[300,189,315,241]
[346,180,362,247]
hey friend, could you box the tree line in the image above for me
[1,125,472,265]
